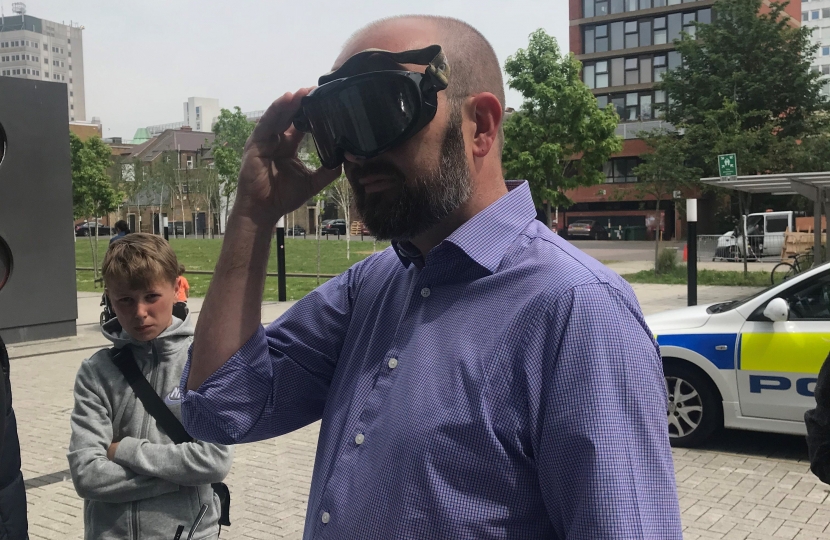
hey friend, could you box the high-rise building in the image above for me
[803,2,830,94]
[183,97,220,133]
[0,3,85,122]
[567,0,801,237]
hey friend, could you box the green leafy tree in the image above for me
[659,0,827,176]
[502,29,622,225]
[213,107,255,224]
[632,129,702,272]
[71,133,124,283]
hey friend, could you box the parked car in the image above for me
[321,219,347,235]
[713,231,739,261]
[648,261,830,447]
[286,225,306,237]
[75,222,111,237]
[567,220,608,240]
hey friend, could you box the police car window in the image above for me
[784,271,830,320]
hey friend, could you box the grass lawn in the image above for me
[622,266,771,287]
[75,236,391,301]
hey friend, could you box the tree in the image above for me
[191,161,222,238]
[659,0,827,176]
[325,175,353,259]
[502,29,622,225]
[632,129,702,272]
[213,107,255,224]
[71,133,124,284]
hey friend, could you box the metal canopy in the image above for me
[700,172,830,199]
[700,172,828,266]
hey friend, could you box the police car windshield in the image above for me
[707,287,770,313]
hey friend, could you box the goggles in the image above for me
[293,45,450,169]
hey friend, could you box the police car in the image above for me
[647,261,830,447]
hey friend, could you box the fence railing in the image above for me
[697,234,784,262]
[75,268,340,279]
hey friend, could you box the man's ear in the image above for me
[469,92,503,159]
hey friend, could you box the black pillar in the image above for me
[276,220,287,302]
[687,199,698,307]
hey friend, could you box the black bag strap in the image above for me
[111,346,193,444]
[111,345,231,527]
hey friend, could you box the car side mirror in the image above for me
[763,298,789,322]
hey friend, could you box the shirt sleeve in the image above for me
[180,267,356,445]
[113,437,233,486]
[525,282,682,539]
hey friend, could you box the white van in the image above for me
[715,211,793,260]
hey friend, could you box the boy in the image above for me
[177,264,190,303]
[68,233,232,539]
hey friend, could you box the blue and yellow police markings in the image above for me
[655,333,739,369]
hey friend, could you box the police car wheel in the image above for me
[664,362,722,447]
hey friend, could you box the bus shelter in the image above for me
[700,172,829,266]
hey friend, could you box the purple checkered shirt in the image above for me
[180,182,681,539]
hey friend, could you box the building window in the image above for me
[823,65,830,75]
[187,156,194,169]
[603,157,641,183]
[70,104,74,110]
[824,46,830,56]
[654,54,667,81]
[824,8,830,18]
[624,21,639,48]
[813,10,820,20]
[596,24,608,52]
[44,57,47,63]
[596,60,609,88]
[625,57,639,85]
[44,72,48,77]
[654,17,667,45]
[70,91,74,96]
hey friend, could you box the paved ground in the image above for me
[10,279,830,539]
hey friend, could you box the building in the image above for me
[69,119,101,141]
[145,97,263,137]
[0,3,85,122]
[183,97,220,133]
[119,127,217,235]
[803,1,830,94]
[567,0,801,238]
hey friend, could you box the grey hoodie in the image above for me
[68,311,233,540]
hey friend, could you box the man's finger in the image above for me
[250,89,313,145]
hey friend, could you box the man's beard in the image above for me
[350,106,472,241]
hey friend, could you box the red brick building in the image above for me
[566,0,801,239]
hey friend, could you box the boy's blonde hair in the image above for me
[102,233,179,289]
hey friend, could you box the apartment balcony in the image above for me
[615,119,675,139]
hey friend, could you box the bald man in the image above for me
[181,16,681,539]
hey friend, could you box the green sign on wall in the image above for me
[718,154,738,179]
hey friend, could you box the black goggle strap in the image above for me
[318,44,450,90]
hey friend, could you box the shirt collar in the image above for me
[392,181,537,273]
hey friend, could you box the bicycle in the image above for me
[770,248,817,285]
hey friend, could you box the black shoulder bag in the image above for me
[111,346,231,527]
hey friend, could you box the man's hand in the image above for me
[107,441,119,461]
[234,89,341,227]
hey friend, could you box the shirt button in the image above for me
[355,433,365,445]
[321,511,330,524]
[388,357,398,369]
[420,287,431,298]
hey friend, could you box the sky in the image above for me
[16,0,569,140]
